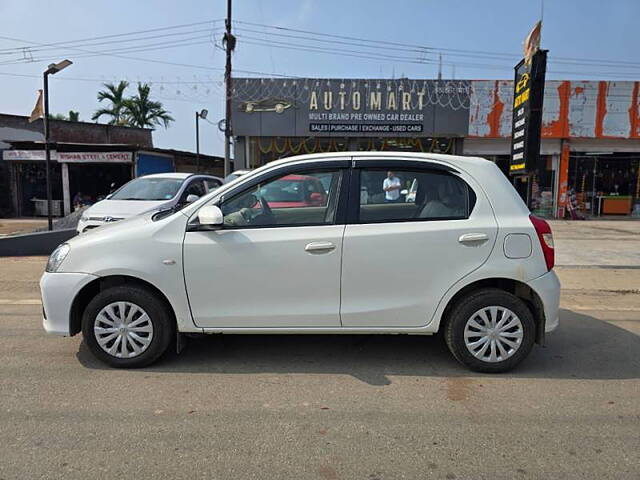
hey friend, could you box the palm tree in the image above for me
[92,81,129,125]
[123,83,174,129]
[49,110,81,121]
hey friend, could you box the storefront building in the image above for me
[1,114,223,217]
[232,78,640,218]
[0,114,152,217]
[2,142,223,217]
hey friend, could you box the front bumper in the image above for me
[40,272,98,336]
[528,269,561,333]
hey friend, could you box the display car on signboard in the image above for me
[41,152,560,372]
[76,173,223,233]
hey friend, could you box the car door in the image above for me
[203,177,223,193]
[340,159,498,328]
[183,162,349,328]
[179,178,206,204]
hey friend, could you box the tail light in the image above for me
[529,214,554,271]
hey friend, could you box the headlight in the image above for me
[46,243,70,273]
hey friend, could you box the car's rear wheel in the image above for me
[444,288,535,373]
[81,285,173,368]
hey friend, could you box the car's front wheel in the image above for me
[81,285,173,368]
[444,288,536,373]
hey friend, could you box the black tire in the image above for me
[81,285,174,368]
[443,288,535,373]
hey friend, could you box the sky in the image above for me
[0,0,638,156]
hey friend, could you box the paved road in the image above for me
[1,221,639,479]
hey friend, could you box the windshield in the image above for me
[110,177,184,201]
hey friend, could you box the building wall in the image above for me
[469,80,640,139]
[0,114,153,148]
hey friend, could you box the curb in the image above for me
[0,229,77,257]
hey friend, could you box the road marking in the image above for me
[0,299,41,305]
[557,265,640,270]
[563,305,640,312]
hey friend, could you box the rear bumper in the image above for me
[528,270,561,333]
[40,272,98,336]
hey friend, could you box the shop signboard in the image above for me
[232,78,471,138]
[509,50,547,175]
[2,150,132,163]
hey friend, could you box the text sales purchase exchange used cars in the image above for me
[40,151,560,372]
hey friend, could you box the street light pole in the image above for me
[195,109,208,173]
[195,111,200,173]
[42,59,72,231]
[43,70,53,231]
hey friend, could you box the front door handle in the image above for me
[305,241,336,253]
[458,233,489,243]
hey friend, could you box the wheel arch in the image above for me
[439,277,547,344]
[69,275,178,336]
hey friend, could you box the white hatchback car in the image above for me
[41,152,560,372]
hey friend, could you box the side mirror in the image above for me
[400,189,408,195]
[197,205,223,228]
[186,194,200,204]
[106,193,113,200]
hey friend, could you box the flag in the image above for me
[28,89,44,123]
[524,21,542,64]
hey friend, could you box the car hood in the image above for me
[84,199,170,219]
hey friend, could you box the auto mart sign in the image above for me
[233,78,472,137]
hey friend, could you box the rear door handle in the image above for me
[305,241,336,253]
[458,233,489,243]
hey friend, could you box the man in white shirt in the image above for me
[383,171,402,202]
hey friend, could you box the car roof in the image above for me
[141,173,221,180]
[280,174,318,181]
[263,151,491,170]
[142,173,193,179]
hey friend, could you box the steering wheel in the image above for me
[251,195,276,225]
[259,195,273,216]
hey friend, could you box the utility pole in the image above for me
[223,0,235,177]
[437,54,442,81]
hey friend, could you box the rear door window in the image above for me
[358,168,475,223]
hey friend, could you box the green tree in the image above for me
[92,81,130,125]
[49,110,81,121]
[123,83,174,129]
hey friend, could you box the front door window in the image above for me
[220,170,342,228]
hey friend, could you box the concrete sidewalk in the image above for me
[0,218,48,236]
[550,220,640,268]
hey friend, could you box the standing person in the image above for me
[383,171,402,202]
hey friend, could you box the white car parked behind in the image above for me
[76,173,223,233]
[42,152,560,372]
